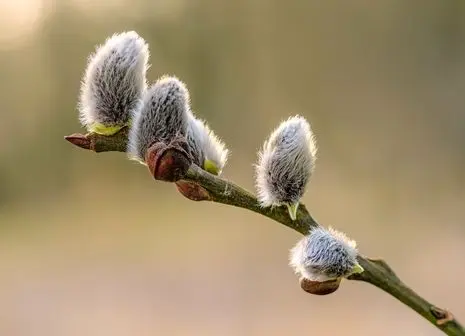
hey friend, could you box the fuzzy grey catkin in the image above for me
[186,113,229,175]
[186,114,204,167]
[79,31,149,134]
[289,227,361,282]
[127,76,190,163]
[255,115,317,218]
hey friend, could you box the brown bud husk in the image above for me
[300,277,341,295]
[175,180,211,201]
[146,141,191,182]
[64,133,91,150]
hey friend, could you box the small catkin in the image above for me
[127,76,190,163]
[289,227,360,282]
[255,115,317,209]
[79,31,149,133]
[186,113,229,175]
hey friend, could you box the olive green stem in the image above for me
[64,129,465,336]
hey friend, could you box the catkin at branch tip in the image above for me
[127,75,190,163]
[255,115,317,208]
[289,226,359,282]
[79,31,149,132]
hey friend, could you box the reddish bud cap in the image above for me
[146,141,191,182]
[299,277,341,296]
[175,180,211,201]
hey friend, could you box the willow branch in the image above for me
[65,129,465,336]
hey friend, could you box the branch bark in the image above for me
[65,129,465,336]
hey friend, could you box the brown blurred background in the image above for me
[1,0,465,335]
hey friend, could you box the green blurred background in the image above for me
[1,0,464,335]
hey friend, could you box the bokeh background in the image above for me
[1,1,465,335]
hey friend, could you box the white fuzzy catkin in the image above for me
[79,31,149,131]
[289,227,358,282]
[186,113,229,174]
[127,76,190,163]
[255,115,317,207]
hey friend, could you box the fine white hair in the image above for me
[186,113,229,174]
[127,76,190,163]
[79,31,149,129]
[289,227,358,282]
[255,115,317,207]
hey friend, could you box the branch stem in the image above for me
[65,130,465,336]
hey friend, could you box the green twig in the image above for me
[64,129,465,336]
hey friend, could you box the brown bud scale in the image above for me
[146,141,191,182]
[299,277,341,295]
[175,180,211,201]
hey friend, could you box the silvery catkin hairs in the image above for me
[289,227,363,282]
[255,115,317,220]
[127,76,190,163]
[79,31,149,135]
[186,113,229,175]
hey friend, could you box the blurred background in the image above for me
[1,0,465,335]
